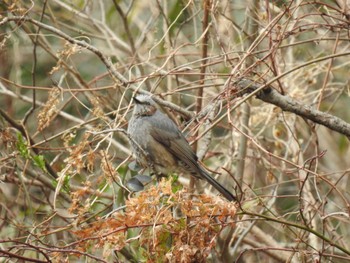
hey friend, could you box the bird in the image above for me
[127,94,236,202]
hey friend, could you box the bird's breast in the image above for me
[128,117,178,174]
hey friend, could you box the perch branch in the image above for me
[234,79,350,138]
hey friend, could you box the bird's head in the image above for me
[132,94,157,116]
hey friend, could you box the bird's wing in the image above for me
[148,112,236,201]
[148,112,200,175]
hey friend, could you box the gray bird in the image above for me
[127,94,236,202]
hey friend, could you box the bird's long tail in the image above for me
[198,168,236,201]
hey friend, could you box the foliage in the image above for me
[0,0,350,262]
[73,179,236,262]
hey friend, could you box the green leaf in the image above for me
[51,173,71,193]
[51,179,58,188]
[171,175,182,194]
[16,132,30,158]
[33,155,47,172]
[63,174,71,192]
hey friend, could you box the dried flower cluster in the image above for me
[37,87,61,131]
[73,179,236,262]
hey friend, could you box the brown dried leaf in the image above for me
[37,87,60,131]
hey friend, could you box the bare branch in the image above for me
[235,79,350,138]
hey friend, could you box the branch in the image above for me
[0,249,48,263]
[0,16,128,86]
[0,16,195,120]
[0,108,58,179]
[234,79,350,139]
[242,210,350,256]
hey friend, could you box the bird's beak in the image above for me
[133,96,141,104]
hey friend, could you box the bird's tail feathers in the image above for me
[198,168,236,202]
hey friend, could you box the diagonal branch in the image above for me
[234,79,350,139]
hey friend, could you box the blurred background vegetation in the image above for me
[0,0,350,262]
